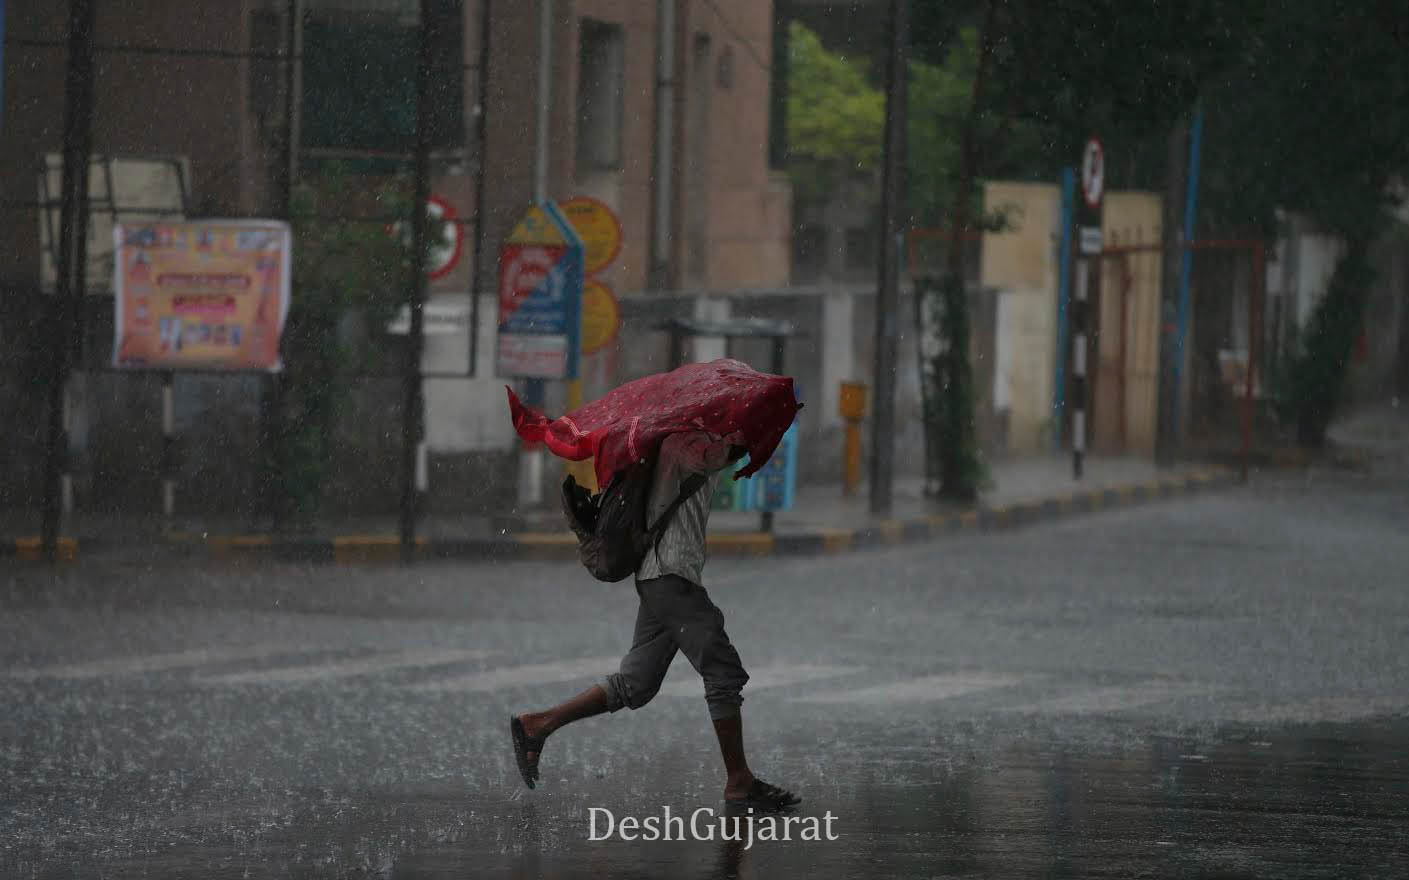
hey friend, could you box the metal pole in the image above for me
[1170,104,1204,452]
[534,0,551,203]
[649,0,677,289]
[400,0,435,562]
[1242,242,1265,483]
[516,0,553,510]
[1072,257,1088,478]
[466,0,491,377]
[162,372,175,524]
[868,0,907,517]
[263,0,300,529]
[287,0,302,189]
[1155,115,1188,466]
[1053,166,1075,450]
[41,0,97,564]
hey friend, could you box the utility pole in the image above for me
[648,0,678,291]
[869,0,908,517]
[41,0,97,563]
[400,0,435,562]
[1155,117,1187,466]
[467,0,492,377]
[262,0,301,531]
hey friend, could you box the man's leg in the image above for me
[516,685,610,748]
[712,714,754,800]
[513,590,677,779]
[638,575,792,802]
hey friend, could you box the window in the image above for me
[300,0,464,169]
[576,19,625,171]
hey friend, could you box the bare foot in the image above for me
[723,770,756,801]
[518,713,551,763]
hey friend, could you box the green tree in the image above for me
[1197,3,1409,445]
[784,21,886,208]
[268,167,440,521]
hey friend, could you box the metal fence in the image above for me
[6,0,490,561]
[1088,233,1270,478]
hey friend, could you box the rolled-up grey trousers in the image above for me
[601,574,749,721]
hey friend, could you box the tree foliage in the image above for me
[1198,2,1409,442]
[268,167,440,520]
[784,21,886,206]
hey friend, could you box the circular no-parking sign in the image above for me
[391,194,463,280]
[1081,138,1105,209]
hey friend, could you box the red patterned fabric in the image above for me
[507,358,800,488]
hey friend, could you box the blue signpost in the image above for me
[496,201,584,380]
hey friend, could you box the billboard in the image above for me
[112,220,291,371]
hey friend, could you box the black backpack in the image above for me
[560,463,708,582]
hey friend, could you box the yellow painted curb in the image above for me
[876,520,904,544]
[514,532,578,561]
[816,528,854,553]
[15,537,78,561]
[927,514,959,536]
[515,532,577,547]
[333,535,424,563]
[213,534,274,549]
[707,532,775,556]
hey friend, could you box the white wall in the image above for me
[423,292,517,453]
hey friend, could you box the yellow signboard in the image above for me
[581,279,621,355]
[560,197,623,276]
[112,221,291,371]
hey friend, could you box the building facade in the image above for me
[0,0,791,518]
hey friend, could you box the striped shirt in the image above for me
[636,432,736,586]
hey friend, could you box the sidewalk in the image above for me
[2,455,1236,563]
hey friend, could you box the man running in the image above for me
[510,429,801,811]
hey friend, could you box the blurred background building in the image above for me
[2,0,1405,527]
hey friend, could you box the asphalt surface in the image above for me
[3,462,1408,878]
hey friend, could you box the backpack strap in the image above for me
[647,471,709,536]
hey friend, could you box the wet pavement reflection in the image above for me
[9,715,1404,878]
[6,476,1409,877]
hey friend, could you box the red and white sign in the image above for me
[498,245,561,313]
[391,194,463,280]
[1080,138,1105,209]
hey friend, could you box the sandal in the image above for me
[725,777,801,811]
[509,716,545,789]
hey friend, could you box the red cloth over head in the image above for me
[507,358,800,488]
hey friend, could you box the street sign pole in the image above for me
[40,0,96,563]
[399,0,435,563]
[1072,136,1105,479]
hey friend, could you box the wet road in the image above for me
[3,465,1408,878]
